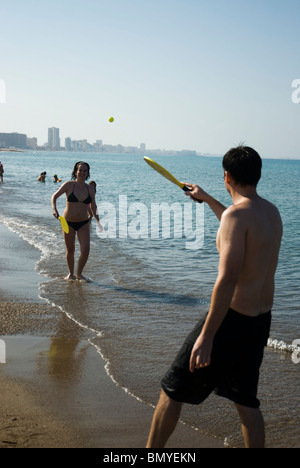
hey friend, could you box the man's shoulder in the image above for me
[219,206,248,236]
[221,204,245,220]
[221,198,282,236]
[220,203,255,232]
[224,197,280,216]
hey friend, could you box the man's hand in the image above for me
[189,334,213,373]
[183,183,209,203]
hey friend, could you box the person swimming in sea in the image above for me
[88,181,97,221]
[38,171,46,182]
[87,180,103,232]
[53,174,62,183]
[51,161,100,281]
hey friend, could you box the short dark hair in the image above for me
[223,146,262,187]
[71,161,90,181]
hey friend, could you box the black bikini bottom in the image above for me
[66,219,90,232]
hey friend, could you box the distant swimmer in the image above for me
[0,161,4,183]
[53,174,62,183]
[88,180,97,222]
[38,171,46,182]
[88,180,103,232]
[89,180,97,192]
[51,161,100,282]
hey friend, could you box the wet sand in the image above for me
[0,223,223,448]
[0,302,223,449]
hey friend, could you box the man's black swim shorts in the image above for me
[161,308,271,409]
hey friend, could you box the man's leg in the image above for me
[235,403,265,448]
[146,390,182,448]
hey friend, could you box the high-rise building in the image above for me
[48,127,60,150]
[65,137,71,151]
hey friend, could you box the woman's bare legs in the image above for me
[63,228,76,280]
[76,222,91,281]
[63,223,91,281]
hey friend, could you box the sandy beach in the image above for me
[0,223,223,448]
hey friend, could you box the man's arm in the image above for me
[189,208,246,372]
[184,184,227,220]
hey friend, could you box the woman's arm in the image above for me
[51,182,70,218]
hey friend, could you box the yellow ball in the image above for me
[109,117,114,123]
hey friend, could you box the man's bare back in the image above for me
[187,152,283,370]
[217,195,283,317]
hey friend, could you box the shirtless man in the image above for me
[146,146,283,449]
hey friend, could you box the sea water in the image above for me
[0,151,299,447]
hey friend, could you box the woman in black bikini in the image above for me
[51,161,99,281]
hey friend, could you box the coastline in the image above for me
[0,149,23,152]
[0,222,223,448]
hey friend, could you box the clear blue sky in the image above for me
[1,0,300,158]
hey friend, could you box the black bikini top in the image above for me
[67,183,92,204]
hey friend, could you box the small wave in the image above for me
[39,290,151,409]
[0,216,64,272]
[88,335,149,406]
[267,337,297,355]
[39,292,104,337]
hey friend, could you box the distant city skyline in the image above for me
[1,125,300,159]
[0,128,199,156]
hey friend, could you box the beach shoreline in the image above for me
[0,222,223,448]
